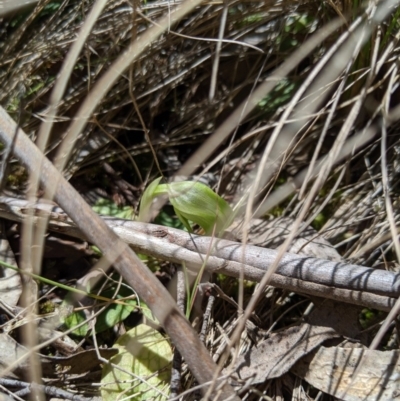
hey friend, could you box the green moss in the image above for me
[258,78,298,112]
[284,13,316,35]
[238,13,266,26]
[7,97,20,114]
[7,166,29,188]
[154,207,185,230]
[39,300,56,314]
[312,212,328,231]
[92,198,135,220]
[215,274,256,301]
[39,1,62,18]
[359,308,386,330]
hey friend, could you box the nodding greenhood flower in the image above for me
[139,177,234,235]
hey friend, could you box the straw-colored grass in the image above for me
[1,0,400,399]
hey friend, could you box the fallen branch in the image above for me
[0,195,397,312]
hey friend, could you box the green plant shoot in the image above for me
[138,177,234,235]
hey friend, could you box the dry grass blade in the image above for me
[178,17,344,181]
[3,0,400,399]
[231,0,400,335]
[53,0,204,176]
[16,4,109,398]
[0,1,39,17]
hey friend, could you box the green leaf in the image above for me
[62,284,137,337]
[62,308,89,337]
[101,324,172,401]
[174,206,193,232]
[95,287,137,334]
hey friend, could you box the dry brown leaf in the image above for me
[0,224,21,308]
[306,299,364,341]
[292,346,400,401]
[0,333,28,377]
[41,348,118,376]
[0,332,117,378]
[226,323,340,384]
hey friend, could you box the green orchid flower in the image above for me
[139,177,233,235]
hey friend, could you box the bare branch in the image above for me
[0,194,397,312]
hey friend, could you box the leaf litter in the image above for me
[1,0,400,400]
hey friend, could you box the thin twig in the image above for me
[0,378,97,401]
